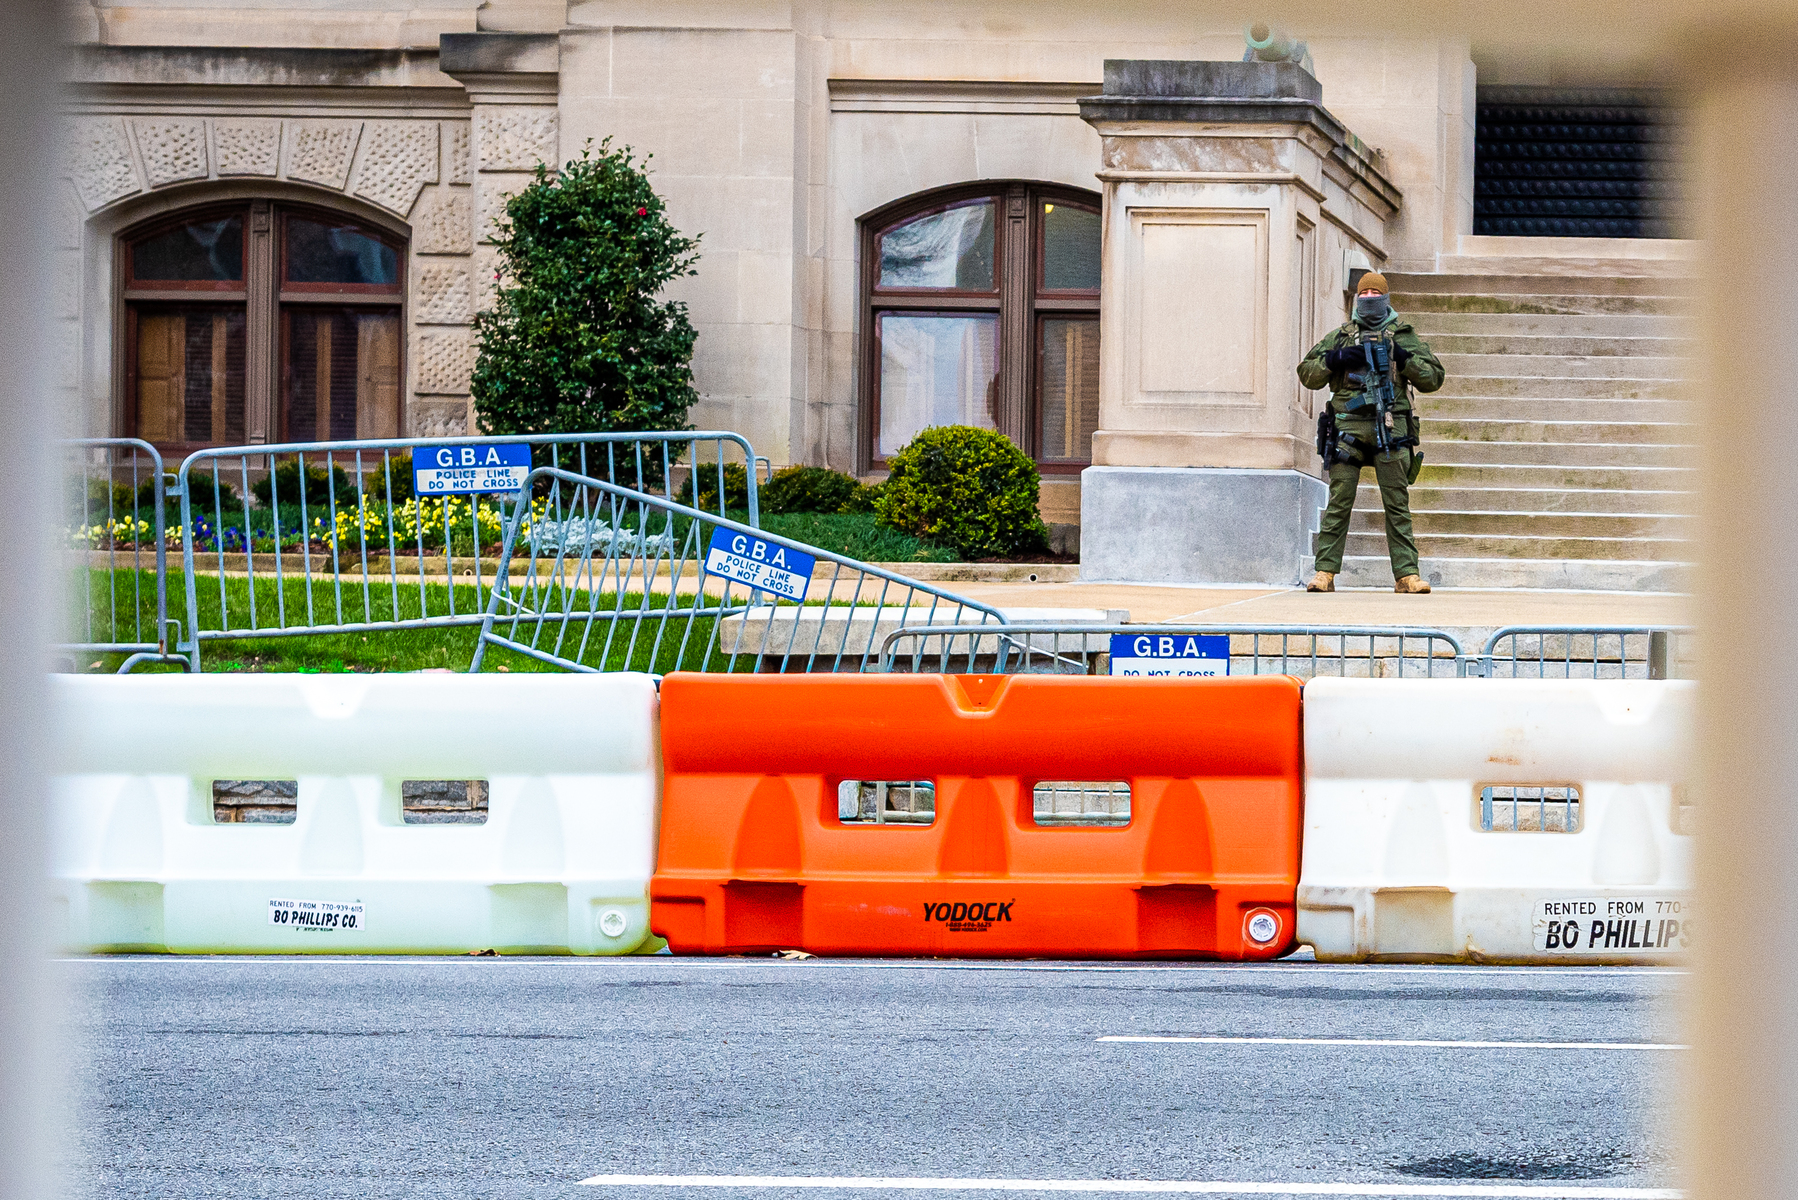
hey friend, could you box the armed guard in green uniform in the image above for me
[1297,271,1445,593]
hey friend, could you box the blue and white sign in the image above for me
[1109,632,1231,677]
[703,527,815,602]
[412,443,532,495]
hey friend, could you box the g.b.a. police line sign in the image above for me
[1109,632,1230,677]
[702,527,815,602]
[412,443,532,495]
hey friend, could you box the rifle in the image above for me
[1357,332,1399,457]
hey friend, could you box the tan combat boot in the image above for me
[1306,571,1335,593]
[1394,575,1431,594]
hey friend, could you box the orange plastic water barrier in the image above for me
[650,673,1303,959]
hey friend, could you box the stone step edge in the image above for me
[1355,487,1693,497]
[1347,508,1693,520]
[1335,555,1692,594]
[1418,442,1699,451]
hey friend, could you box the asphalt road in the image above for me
[58,956,1683,1200]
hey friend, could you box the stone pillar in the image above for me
[438,32,561,432]
[1077,60,1401,585]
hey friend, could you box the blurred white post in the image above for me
[1686,45,1798,1200]
[0,2,61,1198]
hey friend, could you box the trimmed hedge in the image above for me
[839,481,884,514]
[680,462,751,512]
[762,466,860,515]
[875,425,1048,559]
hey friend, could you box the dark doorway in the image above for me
[1474,86,1677,238]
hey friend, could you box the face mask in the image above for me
[1354,294,1391,325]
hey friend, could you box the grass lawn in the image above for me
[66,510,960,675]
[71,568,760,675]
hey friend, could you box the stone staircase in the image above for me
[1337,255,1695,591]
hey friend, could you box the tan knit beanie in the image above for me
[1355,270,1389,296]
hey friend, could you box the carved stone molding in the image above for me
[415,329,476,395]
[64,116,141,211]
[352,121,439,216]
[411,188,474,255]
[473,107,557,172]
[448,123,471,185]
[411,397,471,438]
[134,118,208,187]
[473,245,504,312]
[415,261,474,325]
[475,175,530,244]
[285,120,363,189]
[215,119,282,177]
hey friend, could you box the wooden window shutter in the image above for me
[356,312,401,439]
[135,314,186,444]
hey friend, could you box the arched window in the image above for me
[122,201,405,450]
[860,182,1100,471]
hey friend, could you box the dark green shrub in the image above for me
[74,478,133,521]
[370,459,414,504]
[838,481,884,514]
[472,140,701,438]
[875,425,1048,559]
[251,462,356,509]
[175,472,241,512]
[762,466,860,515]
[679,462,751,512]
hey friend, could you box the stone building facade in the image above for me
[62,1,1686,586]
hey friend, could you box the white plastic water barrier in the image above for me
[49,673,661,955]
[1298,678,1694,964]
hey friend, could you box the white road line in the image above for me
[574,1174,1680,1197]
[1100,1036,1685,1051]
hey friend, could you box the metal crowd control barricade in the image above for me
[174,432,758,671]
[470,467,1006,675]
[1477,625,1692,680]
[60,437,185,673]
[879,623,1468,678]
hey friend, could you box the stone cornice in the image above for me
[66,45,458,90]
[437,32,559,104]
[1079,98,1401,216]
[829,79,1099,115]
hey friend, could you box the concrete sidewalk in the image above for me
[921,578,1685,624]
[884,573,1690,658]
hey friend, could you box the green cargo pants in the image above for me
[1312,413,1419,579]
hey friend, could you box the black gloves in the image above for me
[1393,344,1413,369]
[1324,345,1367,372]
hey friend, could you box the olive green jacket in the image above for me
[1297,318,1445,414]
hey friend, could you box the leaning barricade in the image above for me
[879,623,1467,677]
[650,672,1304,958]
[48,672,661,954]
[174,432,759,670]
[1477,625,1691,680]
[1297,677,1694,964]
[470,467,1006,674]
[60,438,185,673]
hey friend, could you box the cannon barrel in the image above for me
[1242,21,1313,73]
[1244,21,1298,61]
